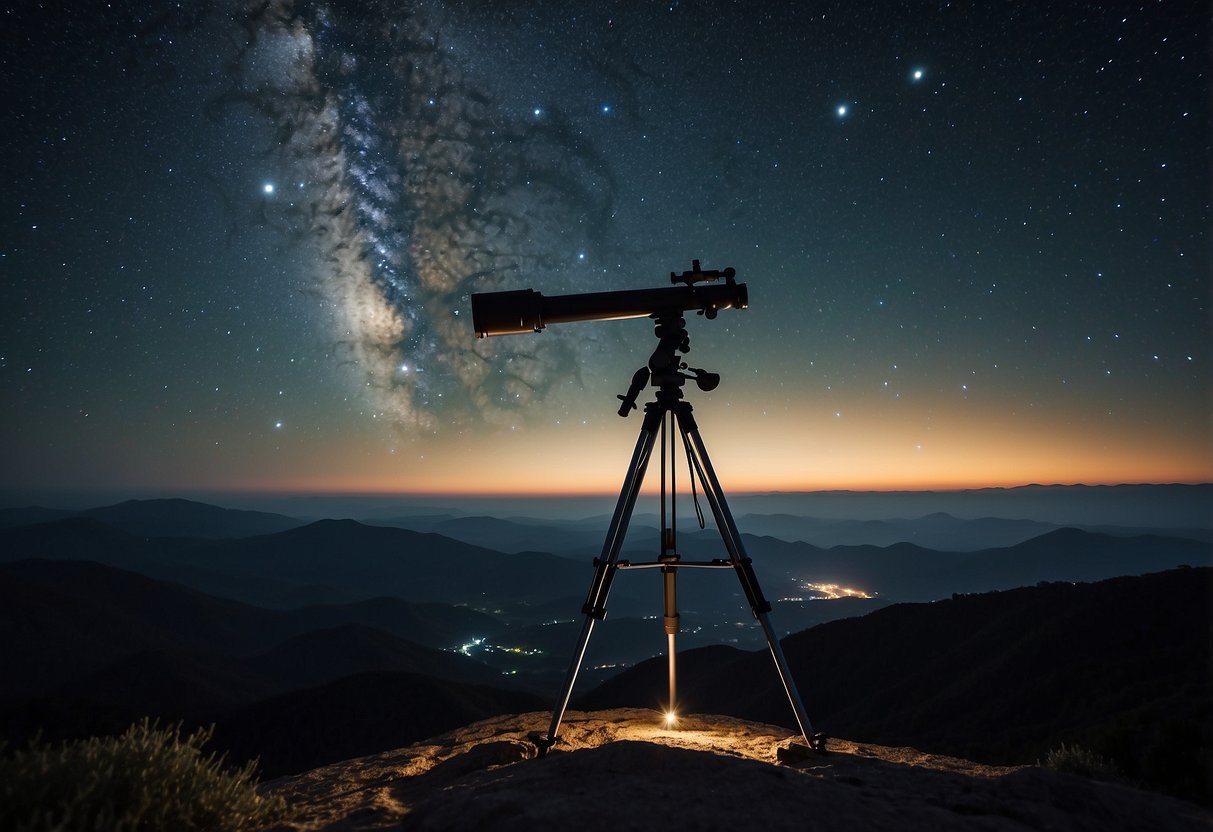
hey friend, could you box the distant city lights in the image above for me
[800,582,874,600]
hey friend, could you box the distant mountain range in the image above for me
[0,493,1209,799]
[127,483,1205,529]
[3,498,1207,609]
[360,504,1213,554]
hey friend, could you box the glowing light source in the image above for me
[664,710,677,727]
[263,182,274,194]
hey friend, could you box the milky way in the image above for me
[230,0,617,429]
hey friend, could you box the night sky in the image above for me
[2,0,1209,500]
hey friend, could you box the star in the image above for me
[911,68,925,82]
[836,104,848,117]
[263,183,274,194]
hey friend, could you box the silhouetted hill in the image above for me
[0,646,279,747]
[367,514,604,557]
[727,484,1213,528]
[0,621,523,751]
[81,498,304,538]
[0,506,75,528]
[953,527,1210,590]
[251,623,509,690]
[690,527,1212,601]
[272,596,504,648]
[76,649,273,716]
[0,558,283,702]
[0,518,275,601]
[732,511,1213,551]
[0,559,506,705]
[733,512,1059,550]
[212,671,547,776]
[0,517,184,571]
[0,499,304,538]
[180,519,590,607]
[580,568,1213,803]
[0,516,596,609]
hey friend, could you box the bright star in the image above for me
[263,183,274,194]
[601,103,612,114]
[912,69,924,81]
[274,420,283,429]
[533,107,542,117]
[836,104,847,117]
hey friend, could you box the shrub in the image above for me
[0,719,285,832]
[1040,742,1125,783]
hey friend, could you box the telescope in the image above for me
[468,260,824,758]
[471,261,747,338]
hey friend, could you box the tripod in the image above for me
[539,310,825,754]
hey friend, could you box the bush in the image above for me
[0,720,285,832]
[1040,742,1125,783]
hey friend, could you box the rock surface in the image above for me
[264,709,1210,831]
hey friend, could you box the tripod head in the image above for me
[615,312,721,417]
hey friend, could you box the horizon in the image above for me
[6,481,1210,529]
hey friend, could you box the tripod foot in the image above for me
[777,733,829,763]
[530,732,557,759]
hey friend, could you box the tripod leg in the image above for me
[542,405,663,751]
[675,405,823,750]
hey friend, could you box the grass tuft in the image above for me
[1039,742,1125,783]
[0,719,285,832]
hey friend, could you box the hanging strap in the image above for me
[681,429,707,530]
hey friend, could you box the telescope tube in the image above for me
[471,281,748,338]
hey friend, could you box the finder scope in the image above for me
[471,262,746,338]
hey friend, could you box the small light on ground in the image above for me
[664,711,677,727]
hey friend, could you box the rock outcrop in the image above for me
[265,709,1210,831]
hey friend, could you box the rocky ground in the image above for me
[264,709,1210,831]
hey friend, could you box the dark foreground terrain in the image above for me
[264,709,1212,831]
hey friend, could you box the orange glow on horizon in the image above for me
[203,409,1210,496]
[42,391,1208,497]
